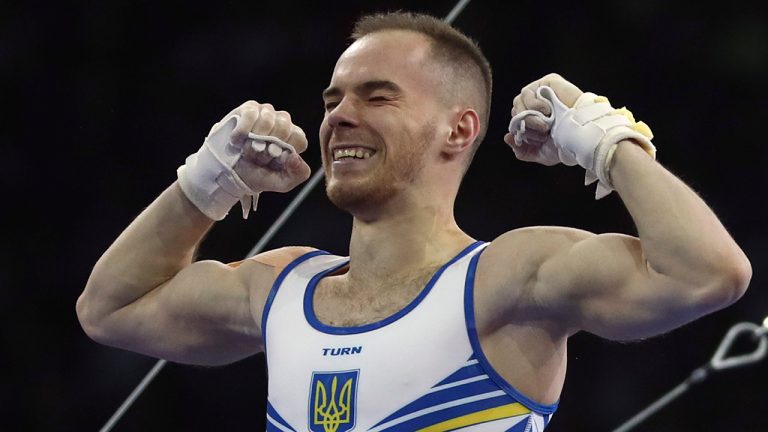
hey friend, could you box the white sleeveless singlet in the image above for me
[262,241,557,432]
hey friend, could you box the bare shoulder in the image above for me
[480,226,593,276]
[233,246,318,318]
[474,226,594,319]
[232,246,318,272]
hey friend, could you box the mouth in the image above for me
[331,145,377,162]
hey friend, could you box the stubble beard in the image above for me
[325,123,435,215]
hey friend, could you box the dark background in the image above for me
[2,0,767,430]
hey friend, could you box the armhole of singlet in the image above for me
[464,247,560,415]
[261,249,331,352]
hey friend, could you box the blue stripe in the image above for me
[304,241,485,335]
[379,395,518,432]
[463,250,559,415]
[373,378,503,428]
[433,361,486,387]
[266,401,296,431]
[261,250,330,354]
[266,420,292,432]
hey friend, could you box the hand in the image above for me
[504,73,584,165]
[224,101,312,193]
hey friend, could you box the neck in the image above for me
[346,194,474,281]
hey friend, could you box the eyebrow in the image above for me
[322,80,403,100]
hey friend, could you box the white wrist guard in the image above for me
[176,114,295,220]
[509,86,656,199]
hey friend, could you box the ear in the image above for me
[444,108,480,157]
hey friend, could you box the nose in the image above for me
[326,97,359,130]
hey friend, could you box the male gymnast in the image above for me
[78,12,751,431]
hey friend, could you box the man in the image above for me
[77,12,751,431]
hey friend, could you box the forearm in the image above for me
[79,182,215,319]
[611,141,751,288]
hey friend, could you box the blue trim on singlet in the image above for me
[463,248,560,415]
[304,241,485,335]
[261,249,331,351]
[266,401,297,431]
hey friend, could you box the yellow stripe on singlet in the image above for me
[416,402,531,432]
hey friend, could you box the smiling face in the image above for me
[319,30,450,215]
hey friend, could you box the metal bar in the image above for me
[613,320,768,431]
[99,359,167,432]
[444,0,472,24]
[612,379,692,432]
[247,167,325,258]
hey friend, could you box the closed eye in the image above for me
[369,96,392,103]
[324,101,339,111]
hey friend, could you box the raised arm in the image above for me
[489,74,751,341]
[77,102,311,365]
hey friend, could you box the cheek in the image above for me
[319,121,331,149]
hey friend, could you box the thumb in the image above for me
[286,153,312,182]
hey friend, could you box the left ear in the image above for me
[444,108,480,157]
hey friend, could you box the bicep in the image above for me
[98,259,269,365]
[539,233,717,340]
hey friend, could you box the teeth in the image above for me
[333,148,373,161]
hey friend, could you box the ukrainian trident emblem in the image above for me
[309,370,359,432]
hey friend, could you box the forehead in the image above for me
[329,30,438,92]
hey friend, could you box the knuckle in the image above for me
[274,112,293,131]
[274,118,292,134]
[240,107,258,119]
[259,107,276,121]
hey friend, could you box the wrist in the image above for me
[607,140,656,190]
[176,115,259,221]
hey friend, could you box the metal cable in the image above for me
[612,321,768,432]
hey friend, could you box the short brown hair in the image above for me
[352,12,493,171]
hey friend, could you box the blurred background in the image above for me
[2,0,767,430]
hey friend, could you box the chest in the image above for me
[312,267,439,327]
[265,262,480,430]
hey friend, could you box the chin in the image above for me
[325,176,398,215]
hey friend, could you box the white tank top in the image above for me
[262,242,557,432]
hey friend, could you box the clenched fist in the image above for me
[223,101,312,193]
[504,73,655,199]
[504,73,583,165]
[177,101,313,220]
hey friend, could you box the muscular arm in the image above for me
[78,183,268,365]
[569,142,751,338]
[517,143,751,340]
[77,101,312,365]
[492,75,752,341]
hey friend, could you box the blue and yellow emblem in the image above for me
[309,370,359,432]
